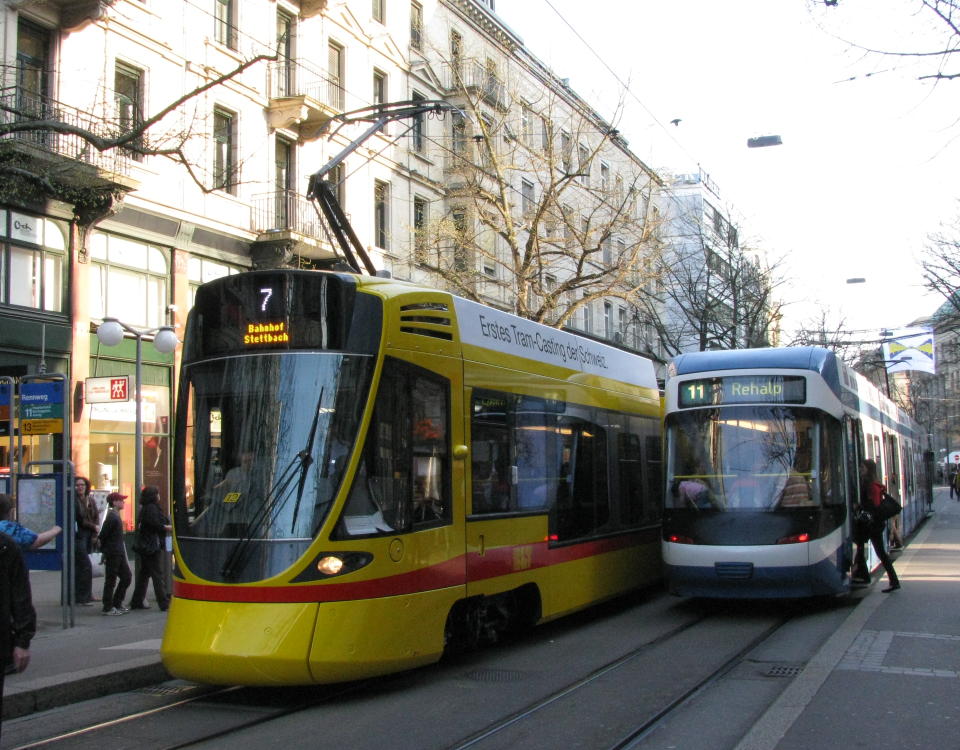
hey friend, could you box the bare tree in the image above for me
[0,52,276,212]
[811,0,960,82]
[636,189,786,356]
[411,50,665,337]
[921,211,960,329]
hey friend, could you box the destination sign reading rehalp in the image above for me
[678,375,806,408]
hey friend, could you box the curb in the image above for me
[2,656,171,720]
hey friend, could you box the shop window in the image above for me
[187,255,243,307]
[89,232,169,329]
[0,211,67,313]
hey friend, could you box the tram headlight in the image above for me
[318,556,345,575]
[290,551,374,582]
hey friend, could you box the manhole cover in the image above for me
[765,664,804,678]
[466,668,526,683]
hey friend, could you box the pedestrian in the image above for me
[952,466,960,502]
[0,530,37,742]
[852,458,900,593]
[0,493,62,551]
[128,486,170,612]
[73,476,98,606]
[98,493,132,616]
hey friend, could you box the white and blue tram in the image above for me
[662,347,930,598]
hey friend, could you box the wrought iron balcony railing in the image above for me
[251,190,325,238]
[0,87,131,180]
[440,59,508,109]
[266,62,344,111]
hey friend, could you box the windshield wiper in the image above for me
[219,389,325,580]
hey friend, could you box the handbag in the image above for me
[132,527,160,555]
[876,492,902,521]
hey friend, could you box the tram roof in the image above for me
[672,347,841,390]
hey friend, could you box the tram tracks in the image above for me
[7,595,818,750]
[446,612,791,750]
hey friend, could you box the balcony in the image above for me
[265,62,342,141]
[441,59,509,111]
[0,87,139,197]
[251,190,334,262]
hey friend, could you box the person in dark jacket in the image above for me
[74,476,98,605]
[128,486,170,611]
[0,530,36,740]
[98,493,132,616]
[852,459,900,592]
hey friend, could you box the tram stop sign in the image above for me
[20,381,64,435]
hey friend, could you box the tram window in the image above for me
[618,431,643,526]
[819,419,844,507]
[551,414,609,541]
[514,409,559,511]
[471,391,513,513]
[643,433,662,523]
[336,357,450,537]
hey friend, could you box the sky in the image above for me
[496,0,959,341]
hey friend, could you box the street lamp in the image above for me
[96,318,178,496]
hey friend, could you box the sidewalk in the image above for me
[738,485,960,749]
[1,567,169,721]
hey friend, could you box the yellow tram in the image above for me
[161,270,662,685]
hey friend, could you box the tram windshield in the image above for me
[665,406,843,511]
[173,351,373,582]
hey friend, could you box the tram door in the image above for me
[464,382,553,604]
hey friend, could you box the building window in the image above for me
[452,210,468,271]
[373,69,387,132]
[413,196,428,264]
[410,2,423,50]
[582,297,593,333]
[213,108,237,194]
[450,31,463,78]
[452,110,468,156]
[521,179,535,217]
[374,180,390,250]
[604,301,613,340]
[187,255,242,307]
[0,211,67,313]
[89,232,169,330]
[16,18,50,115]
[600,162,610,192]
[328,41,345,110]
[560,131,572,172]
[521,106,532,147]
[274,137,295,227]
[115,62,144,161]
[214,0,237,50]
[275,10,295,98]
[578,144,590,186]
[411,91,425,152]
[329,162,345,208]
[602,236,612,265]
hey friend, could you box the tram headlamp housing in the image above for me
[291,551,374,582]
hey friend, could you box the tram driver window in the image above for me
[335,358,451,538]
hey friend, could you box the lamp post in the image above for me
[95,318,178,495]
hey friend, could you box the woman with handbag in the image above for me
[852,459,900,593]
[128,486,171,611]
